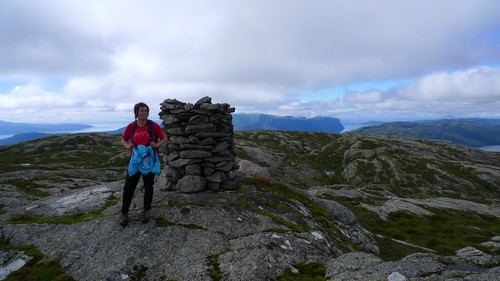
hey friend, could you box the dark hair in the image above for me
[134,102,150,119]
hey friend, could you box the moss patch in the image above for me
[130,265,149,281]
[207,252,229,281]
[330,196,500,260]
[1,236,75,281]
[274,262,328,281]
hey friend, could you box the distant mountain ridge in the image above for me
[232,114,344,132]
[0,120,92,134]
[0,115,345,145]
[0,121,93,146]
[355,118,500,147]
[0,132,56,145]
[3,117,499,148]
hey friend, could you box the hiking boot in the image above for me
[142,210,150,224]
[120,213,129,227]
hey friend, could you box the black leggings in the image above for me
[121,172,155,214]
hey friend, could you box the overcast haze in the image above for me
[1,0,500,129]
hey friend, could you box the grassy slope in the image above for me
[235,130,500,260]
[354,119,500,147]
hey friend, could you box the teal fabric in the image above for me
[128,145,160,176]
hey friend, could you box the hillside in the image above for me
[232,114,344,132]
[354,119,500,147]
[0,132,56,146]
[0,132,499,280]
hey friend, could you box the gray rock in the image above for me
[177,175,206,193]
[199,138,217,146]
[23,184,118,217]
[326,252,445,281]
[185,123,216,134]
[215,161,233,172]
[168,135,190,144]
[200,103,223,111]
[188,115,210,125]
[207,182,220,191]
[164,165,182,178]
[179,144,214,150]
[169,158,203,167]
[185,164,202,176]
[206,171,227,183]
[221,179,239,190]
[194,96,212,107]
[211,141,230,153]
[204,156,234,163]
[165,127,185,135]
[195,132,232,139]
[188,135,200,143]
[236,159,271,178]
[204,167,215,176]
[361,199,434,220]
[180,150,212,159]
[311,197,357,226]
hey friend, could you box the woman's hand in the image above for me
[122,138,134,150]
[150,137,168,149]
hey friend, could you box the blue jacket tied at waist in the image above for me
[128,145,160,176]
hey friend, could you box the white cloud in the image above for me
[1,0,500,123]
[309,66,500,119]
[397,66,500,101]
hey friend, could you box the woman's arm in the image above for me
[151,136,168,149]
[122,138,134,150]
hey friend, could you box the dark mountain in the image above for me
[232,114,344,132]
[104,127,126,134]
[355,118,500,147]
[0,132,56,145]
[0,120,92,134]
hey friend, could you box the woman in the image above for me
[120,102,168,227]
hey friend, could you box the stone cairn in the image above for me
[158,96,239,192]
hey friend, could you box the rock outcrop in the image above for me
[158,97,239,192]
[0,129,499,280]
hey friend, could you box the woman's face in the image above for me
[137,106,149,120]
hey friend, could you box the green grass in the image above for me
[207,252,230,281]
[273,262,328,281]
[0,133,126,172]
[250,207,310,233]
[303,145,346,185]
[1,179,52,197]
[329,196,500,260]
[239,178,360,252]
[1,236,75,281]
[4,260,76,281]
[130,265,149,281]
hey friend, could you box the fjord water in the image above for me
[477,145,500,152]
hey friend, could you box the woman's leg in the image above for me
[121,172,142,214]
[142,173,155,211]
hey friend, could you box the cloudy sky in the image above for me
[1,0,500,129]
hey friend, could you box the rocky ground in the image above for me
[0,131,499,280]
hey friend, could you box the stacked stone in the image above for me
[158,96,239,193]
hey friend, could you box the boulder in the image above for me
[176,175,207,193]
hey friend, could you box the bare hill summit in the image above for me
[0,131,499,280]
